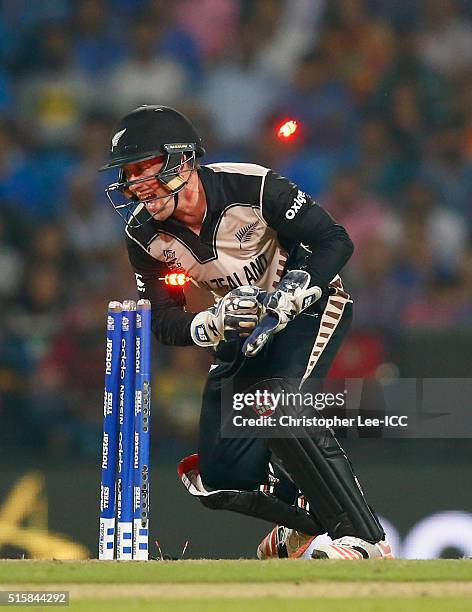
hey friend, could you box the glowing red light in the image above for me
[164,273,190,286]
[277,119,298,140]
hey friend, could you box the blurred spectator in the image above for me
[354,114,417,197]
[403,274,472,328]
[253,0,326,81]
[147,0,203,84]
[417,0,472,77]
[0,119,45,217]
[369,0,421,27]
[460,72,472,160]
[322,167,399,267]
[155,347,210,439]
[276,48,358,153]
[32,290,111,456]
[11,261,65,372]
[63,174,121,284]
[12,222,75,350]
[61,111,117,210]
[201,20,283,148]
[321,0,394,103]
[18,23,92,146]
[1,1,70,77]
[381,82,424,162]
[72,0,126,76]
[190,106,246,163]
[0,212,22,301]
[174,0,239,62]
[421,120,472,225]
[374,24,446,131]
[107,15,189,114]
[110,0,149,15]
[28,222,76,275]
[0,9,22,69]
[0,69,13,113]
[1,0,70,32]
[58,112,118,228]
[350,235,405,333]
[399,180,468,274]
[76,112,115,172]
[38,290,109,418]
[0,307,34,450]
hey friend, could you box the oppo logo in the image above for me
[120,339,126,379]
[285,190,306,219]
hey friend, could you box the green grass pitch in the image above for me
[0,559,471,611]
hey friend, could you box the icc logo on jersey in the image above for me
[135,273,145,292]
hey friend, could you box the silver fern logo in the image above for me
[235,221,259,248]
[111,128,126,149]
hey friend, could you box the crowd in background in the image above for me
[1,0,472,457]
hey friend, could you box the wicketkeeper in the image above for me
[99,105,393,560]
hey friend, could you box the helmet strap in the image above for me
[173,192,179,213]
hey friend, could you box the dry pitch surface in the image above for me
[0,559,471,611]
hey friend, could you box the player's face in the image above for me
[123,157,175,220]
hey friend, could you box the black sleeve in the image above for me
[261,170,354,287]
[126,236,195,346]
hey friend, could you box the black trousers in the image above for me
[198,302,353,492]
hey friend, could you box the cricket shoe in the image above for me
[311,536,394,560]
[257,526,316,559]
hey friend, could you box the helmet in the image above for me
[100,105,205,170]
[99,105,205,226]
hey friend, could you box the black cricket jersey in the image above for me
[125,163,353,345]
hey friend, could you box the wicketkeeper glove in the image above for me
[190,286,265,348]
[242,270,322,357]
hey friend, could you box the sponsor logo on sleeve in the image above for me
[285,190,307,219]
